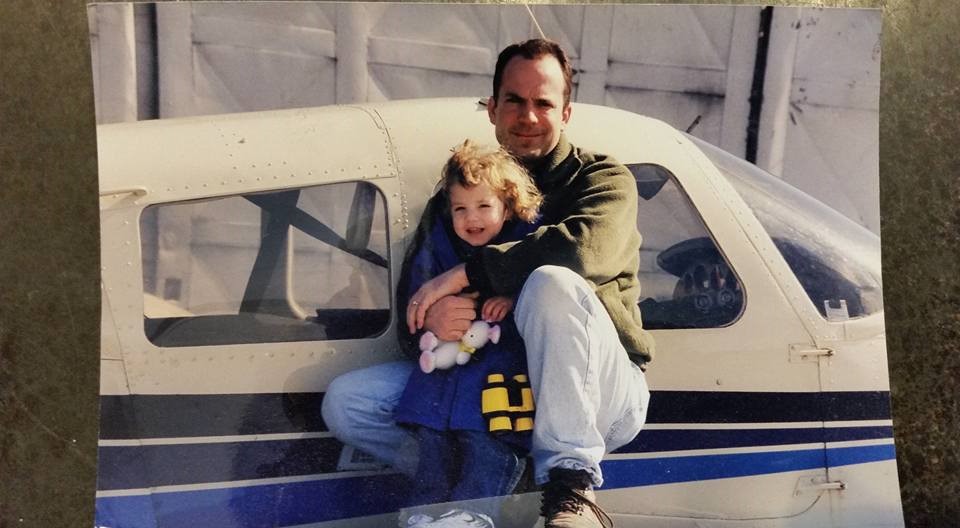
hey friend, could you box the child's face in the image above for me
[449,182,509,247]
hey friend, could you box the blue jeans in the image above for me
[322,266,650,489]
[409,428,525,510]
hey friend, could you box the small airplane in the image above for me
[94,97,903,527]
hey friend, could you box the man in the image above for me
[323,39,654,528]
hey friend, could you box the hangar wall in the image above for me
[88,2,881,234]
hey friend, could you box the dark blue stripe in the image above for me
[823,426,892,443]
[614,426,893,454]
[97,437,341,491]
[99,391,892,440]
[99,393,326,440]
[646,390,891,423]
[95,445,897,528]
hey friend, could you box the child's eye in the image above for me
[479,203,491,209]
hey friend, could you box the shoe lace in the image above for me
[540,478,614,528]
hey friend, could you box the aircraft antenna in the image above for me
[524,4,547,39]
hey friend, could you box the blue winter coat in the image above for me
[393,212,537,450]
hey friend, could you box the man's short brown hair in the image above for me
[492,38,574,106]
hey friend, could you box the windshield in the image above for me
[689,136,883,321]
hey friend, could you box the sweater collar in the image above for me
[525,133,582,192]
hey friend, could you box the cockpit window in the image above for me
[631,163,744,329]
[690,136,883,321]
[140,181,390,347]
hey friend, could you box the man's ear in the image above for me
[561,103,572,126]
[487,96,497,124]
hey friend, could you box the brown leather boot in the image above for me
[539,468,613,528]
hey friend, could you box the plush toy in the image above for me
[418,320,501,374]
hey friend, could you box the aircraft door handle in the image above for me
[99,186,148,209]
[789,343,834,363]
[795,476,847,495]
[99,186,148,198]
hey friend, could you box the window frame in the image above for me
[629,162,747,331]
[139,181,393,348]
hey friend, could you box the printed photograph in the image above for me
[88,3,896,527]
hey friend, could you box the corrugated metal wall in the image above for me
[88,2,880,234]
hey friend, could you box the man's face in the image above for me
[487,54,572,162]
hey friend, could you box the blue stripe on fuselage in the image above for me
[96,474,408,528]
[97,426,894,491]
[600,444,894,489]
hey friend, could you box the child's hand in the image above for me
[482,296,514,322]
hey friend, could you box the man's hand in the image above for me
[407,264,471,334]
[420,294,479,341]
[481,296,514,323]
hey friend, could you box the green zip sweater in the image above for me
[398,134,655,366]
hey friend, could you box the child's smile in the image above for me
[449,182,509,247]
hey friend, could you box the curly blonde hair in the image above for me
[440,140,542,223]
